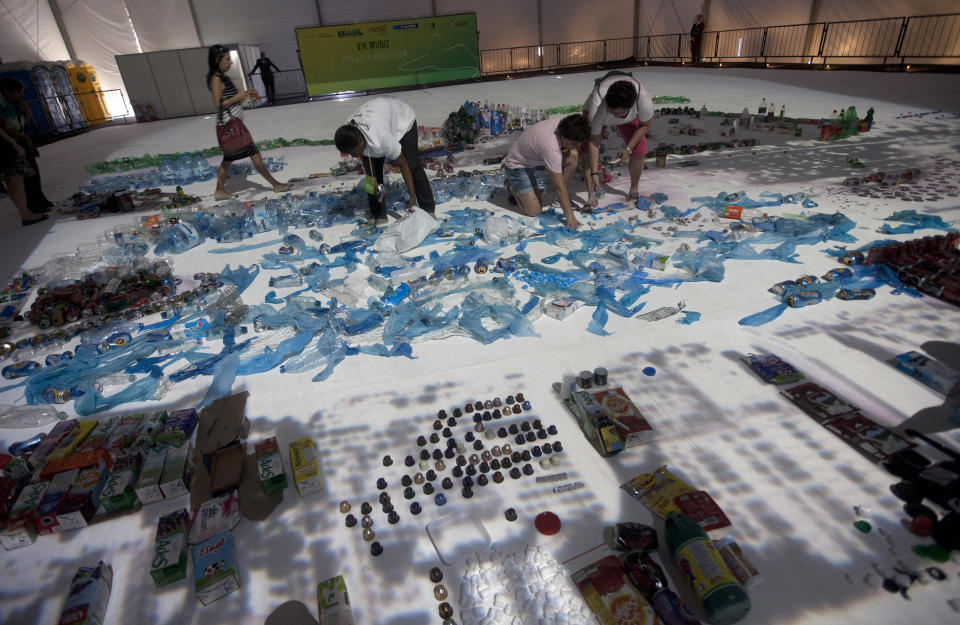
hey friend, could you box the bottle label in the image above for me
[675,538,740,602]
[176,222,200,244]
[720,205,743,219]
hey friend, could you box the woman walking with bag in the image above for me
[206,44,290,200]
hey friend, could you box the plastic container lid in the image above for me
[535,511,561,535]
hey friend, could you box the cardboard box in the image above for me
[132,411,166,450]
[0,481,49,549]
[135,447,167,505]
[40,448,113,478]
[28,420,78,469]
[33,469,79,535]
[99,454,142,514]
[254,437,288,496]
[47,420,97,462]
[209,444,245,496]
[105,414,144,454]
[583,386,657,447]
[544,296,582,320]
[151,509,188,587]
[289,438,324,497]
[75,415,121,454]
[160,443,191,499]
[317,575,354,625]
[192,531,241,605]
[56,466,108,530]
[894,350,960,395]
[188,490,240,545]
[157,408,198,448]
[56,560,113,625]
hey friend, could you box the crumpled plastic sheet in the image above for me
[878,210,957,234]
[677,310,701,325]
[672,248,725,282]
[458,292,538,344]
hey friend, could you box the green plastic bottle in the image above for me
[664,512,751,625]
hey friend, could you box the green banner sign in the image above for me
[296,13,479,96]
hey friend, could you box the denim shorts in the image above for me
[505,166,539,195]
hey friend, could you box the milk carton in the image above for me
[289,438,324,497]
[135,447,167,505]
[255,437,288,495]
[56,560,113,625]
[159,443,191,499]
[192,530,241,605]
[151,509,188,586]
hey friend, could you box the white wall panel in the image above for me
[818,0,960,22]
[437,0,538,50]
[317,0,434,25]
[192,0,317,73]
[0,0,69,63]
[116,52,164,116]
[126,0,200,52]
[543,0,634,44]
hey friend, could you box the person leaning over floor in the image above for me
[206,44,291,200]
[579,71,655,209]
[502,114,590,230]
[334,96,435,226]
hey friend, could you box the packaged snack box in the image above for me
[40,448,113,478]
[132,411,166,450]
[0,481,49,549]
[56,466,108,530]
[585,386,657,447]
[159,443,191,499]
[151,509,189,587]
[317,575,354,625]
[33,468,79,535]
[28,419,78,469]
[105,414,144,454]
[99,453,143,513]
[289,438,324,497]
[572,554,657,625]
[192,530,241,605]
[135,447,167,505]
[156,408,198,447]
[255,437,288,496]
[46,420,97,462]
[75,415,121,454]
[56,560,113,625]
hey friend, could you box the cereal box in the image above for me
[192,531,241,605]
[105,414,144,454]
[151,509,188,587]
[572,554,658,625]
[56,560,113,625]
[46,419,97,462]
[28,420,78,470]
[75,415,121,454]
[56,466,108,530]
[255,437,288,496]
[135,447,167,505]
[585,386,657,447]
[289,438,324,497]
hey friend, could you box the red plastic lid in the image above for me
[909,515,934,537]
[535,511,561,536]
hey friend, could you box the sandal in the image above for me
[22,213,49,227]
[627,191,640,201]
[273,182,293,193]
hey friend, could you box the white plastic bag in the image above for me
[371,207,438,254]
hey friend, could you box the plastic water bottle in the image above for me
[718,205,767,220]
[163,221,204,253]
[665,512,751,625]
[159,157,176,183]
[757,98,767,115]
[0,404,67,428]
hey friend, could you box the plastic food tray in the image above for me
[425,506,492,565]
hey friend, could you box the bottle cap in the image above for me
[535,511,561,535]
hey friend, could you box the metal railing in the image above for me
[479,11,960,75]
[25,88,131,137]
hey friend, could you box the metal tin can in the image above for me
[593,367,608,386]
[474,259,489,274]
[0,342,15,358]
[770,280,797,296]
[822,267,854,281]
[795,275,819,286]
[841,251,865,265]
[785,291,823,307]
[578,370,594,389]
[837,288,876,301]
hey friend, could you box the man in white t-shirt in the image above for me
[334,96,435,225]
[580,72,655,208]
[502,114,591,230]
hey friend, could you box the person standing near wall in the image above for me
[0,78,52,214]
[248,52,282,105]
[579,72,654,209]
[690,14,706,63]
[207,44,291,200]
[0,124,46,226]
[334,96,436,225]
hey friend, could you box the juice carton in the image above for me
[0,481,49,549]
[135,447,167,505]
[132,411,166,449]
[56,465,108,530]
[28,419,78,469]
[33,468,79,535]
[289,438,324,497]
[156,408,198,447]
[192,530,241,605]
[99,453,143,514]
[75,415,121,454]
[254,437,288,495]
[56,560,113,625]
[188,490,240,545]
[317,575,354,625]
[151,509,189,587]
[894,350,960,395]
[46,419,97,462]
[105,414,144,454]
[159,443,191,499]
[572,554,657,625]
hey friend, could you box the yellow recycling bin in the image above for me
[66,62,109,125]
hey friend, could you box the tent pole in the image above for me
[47,0,76,61]
[186,0,204,46]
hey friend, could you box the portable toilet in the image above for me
[66,62,109,125]
[0,61,57,137]
[29,64,71,134]
[50,62,86,131]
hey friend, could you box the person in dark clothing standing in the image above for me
[0,78,52,213]
[248,52,282,105]
[690,14,705,63]
[334,96,435,225]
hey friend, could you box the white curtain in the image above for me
[126,0,200,52]
[0,0,69,63]
[438,0,536,51]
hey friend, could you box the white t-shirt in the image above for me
[348,96,417,160]
[503,117,564,173]
[583,74,654,135]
